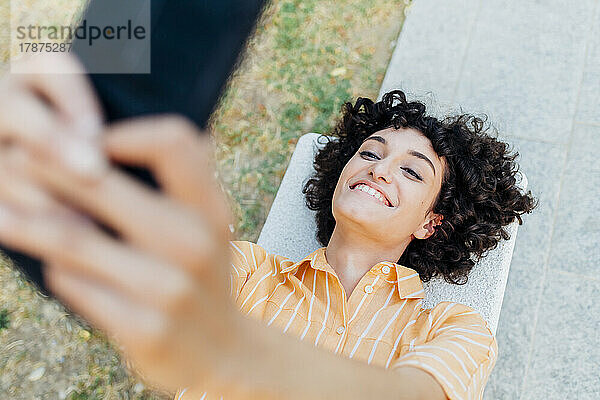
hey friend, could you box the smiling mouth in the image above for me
[349,183,392,207]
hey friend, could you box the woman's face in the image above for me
[331,127,445,247]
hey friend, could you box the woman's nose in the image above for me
[369,161,393,184]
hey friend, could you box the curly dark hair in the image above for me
[302,90,537,285]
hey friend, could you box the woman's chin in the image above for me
[334,203,385,230]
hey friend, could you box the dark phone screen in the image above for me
[3,0,264,299]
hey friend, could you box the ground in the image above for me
[0,0,409,398]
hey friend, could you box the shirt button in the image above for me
[364,285,374,294]
[381,265,391,274]
[336,326,345,335]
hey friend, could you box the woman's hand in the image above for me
[0,113,243,394]
[0,53,245,394]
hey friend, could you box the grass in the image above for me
[0,0,410,398]
[0,308,10,330]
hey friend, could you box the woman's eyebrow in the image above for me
[363,136,386,145]
[363,136,436,176]
[408,150,436,176]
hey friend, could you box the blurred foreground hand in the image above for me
[0,54,245,394]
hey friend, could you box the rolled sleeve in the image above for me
[391,302,498,400]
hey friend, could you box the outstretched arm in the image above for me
[215,312,447,400]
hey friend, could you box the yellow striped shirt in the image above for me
[174,241,497,400]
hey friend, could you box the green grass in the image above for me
[0,308,10,331]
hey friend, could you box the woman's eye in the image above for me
[359,151,380,160]
[402,167,422,181]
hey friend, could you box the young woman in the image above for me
[174,90,536,399]
[0,56,535,399]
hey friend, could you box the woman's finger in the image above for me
[0,145,83,215]
[103,116,232,235]
[0,90,108,180]
[7,53,103,133]
[0,146,99,231]
[102,116,215,201]
[0,160,56,213]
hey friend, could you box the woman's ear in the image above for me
[413,212,444,240]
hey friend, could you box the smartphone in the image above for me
[4,0,264,299]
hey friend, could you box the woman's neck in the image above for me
[325,225,410,297]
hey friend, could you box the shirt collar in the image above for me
[281,247,425,300]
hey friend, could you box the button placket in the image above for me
[341,274,380,354]
[330,273,348,353]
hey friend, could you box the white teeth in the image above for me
[354,184,389,206]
